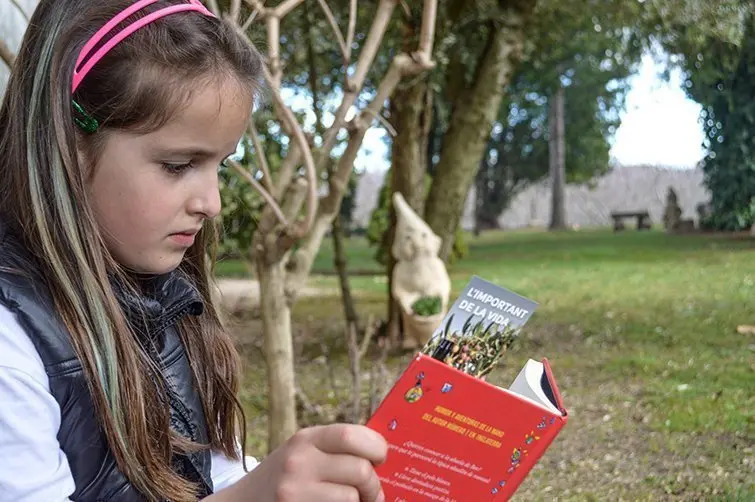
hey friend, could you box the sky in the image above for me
[338,51,708,174]
[608,53,706,168]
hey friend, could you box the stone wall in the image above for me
[353,165,711,230]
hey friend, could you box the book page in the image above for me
[508,359,560,414]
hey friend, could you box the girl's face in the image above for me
[86,79,252,275]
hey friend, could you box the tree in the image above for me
[474,6,640,232]
[423,0,537,261]
[650,0,755,230]
[210,0,439,451]
[695,12,755,231]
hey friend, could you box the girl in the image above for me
[0,1,387,501]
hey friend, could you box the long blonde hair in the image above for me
[0,1,263,500]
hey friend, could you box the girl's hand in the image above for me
[213,424,388,502]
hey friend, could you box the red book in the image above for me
[367,277,568,501]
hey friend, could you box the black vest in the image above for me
[0,223,214,501]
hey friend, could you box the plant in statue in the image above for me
[411,296,443,317]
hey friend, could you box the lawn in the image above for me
[224,228,755,501]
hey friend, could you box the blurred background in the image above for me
[2,0,753,499]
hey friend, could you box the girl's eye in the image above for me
[161,161,193,175]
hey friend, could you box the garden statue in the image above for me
[391,192,451,349]
[663,186,682,231]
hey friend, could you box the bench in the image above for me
[611,211,652,231]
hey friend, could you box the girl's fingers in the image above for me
[276,481,376,502]
[304,424,388,465]
[310,453,385,502]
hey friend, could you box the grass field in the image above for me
[225,228,755,501]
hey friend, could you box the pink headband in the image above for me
[72,0,216,93]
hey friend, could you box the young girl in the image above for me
[0,1,387,501]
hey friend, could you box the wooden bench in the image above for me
[611,210,652,231]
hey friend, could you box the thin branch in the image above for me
[0,40,15,69]
[359,315,377,359]
[369,336,391,415]
[316,0,349,63]
[361,107,397,137]
[9,0,29,21]
[276,0,397,189]
[247,120,274,193]
[267,16,282,89]
[295,385,329,423]
[261,65,317,237]
[346,0,357,62]
[316,0,398,172]
[243,0,267,17]
[242,9,261,30]
[349,0,396,92]
[229,0,243,23]
[417,0,438,63]
[206,0,221,16]
[286,54,417,292]
[275,0,306,18]
[228,159,289,227]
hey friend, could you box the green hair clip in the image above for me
[72,99,99,134]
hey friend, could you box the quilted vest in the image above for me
[0,222,213,500]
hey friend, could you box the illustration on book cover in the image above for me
[421,275,539,378]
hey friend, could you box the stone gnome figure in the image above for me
[391,192,451,348]
[663,187,683,231]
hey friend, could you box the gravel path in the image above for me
[215,278,329,311]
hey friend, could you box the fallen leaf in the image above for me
[737,325,755,335]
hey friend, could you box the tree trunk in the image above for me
[424,9,534,261]
[386,78,432,344]
[549,84,567,230]
[331,213,362,423]
[256,255,297,452]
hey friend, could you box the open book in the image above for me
[366,277,568,501]
[507,358,562,415]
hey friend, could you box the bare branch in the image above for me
[346,0,357,62]
[316,0,398,171]
[228,159,289,227]
[361,107,397,137]
[417,0,438,65]
[295,385,329,423]
[261,65,317,237]
[247,120,275,193]
[243,0,267,16]
[359,315,377,359]
[0,40,15,69]
[316,0,349,63]
[206,0,221,16]
[287,54,417,292]
[272,144,302,200]
[280,177,309,227]
[369,337,391,415]
[229,0,243,23]
[275,0,306,18]
[273,0,399,188]
[242,9,261,30]
[9,0,29,21]
[350,0,396,90]
[266,16,282,89]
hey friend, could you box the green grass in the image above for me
[229,228,755,499]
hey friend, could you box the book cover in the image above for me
[420,276,540,378]
[367,278,567,501]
